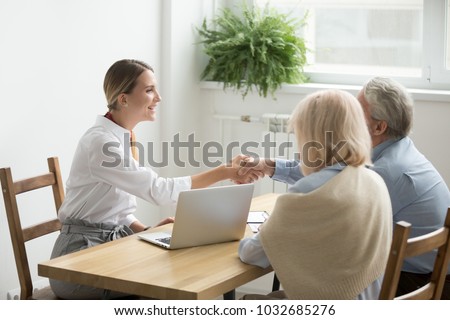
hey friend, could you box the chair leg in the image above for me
[272,273,280,291]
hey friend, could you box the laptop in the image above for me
[138,183,254,249]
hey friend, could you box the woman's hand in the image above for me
[153,217,175,228]
[229,154,266,184]
[237,157,275,179]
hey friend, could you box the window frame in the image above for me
[423,0,450,85]
[251,0,450,90]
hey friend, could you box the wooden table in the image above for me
[38,193,280,299]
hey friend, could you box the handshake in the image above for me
[229,154,276,185]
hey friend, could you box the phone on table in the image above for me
[247,211,269,233]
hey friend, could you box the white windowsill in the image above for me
[199,81,450,103]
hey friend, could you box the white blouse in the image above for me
[58,116,191,226]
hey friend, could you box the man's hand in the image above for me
[229,154,267,184]
[237,157,275,179]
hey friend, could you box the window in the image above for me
[447,0,450,69]
[254,0,450,89]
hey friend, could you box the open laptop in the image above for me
[138,183,254,249]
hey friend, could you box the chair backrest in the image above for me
[379,208,450,300]
[0,157,64,300]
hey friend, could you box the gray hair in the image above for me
[362,77,414,138]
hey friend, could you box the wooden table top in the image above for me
[38,193,280,299]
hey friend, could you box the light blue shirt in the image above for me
[268,136,450,273]
[371,137,450,273]
[238,163,382,299]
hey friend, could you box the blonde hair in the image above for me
[103,59,154,110]
[288,89,372,174]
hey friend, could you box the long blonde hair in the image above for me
[288,89,372,175]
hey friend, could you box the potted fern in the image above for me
[198,3,309,99]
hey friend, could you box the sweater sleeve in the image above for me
[238,232,271,268]
[272,159,304,185]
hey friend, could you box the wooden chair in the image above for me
[272,273,281,291]
[0,157,64,300]
[379,208,450,299]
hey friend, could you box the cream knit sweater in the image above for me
[260,165,392,300]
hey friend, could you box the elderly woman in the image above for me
[238,89,393,299]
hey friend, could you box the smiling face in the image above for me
[123,69,161,124]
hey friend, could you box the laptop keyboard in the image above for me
[157,237,171,245]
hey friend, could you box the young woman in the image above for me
[50,59,259,299]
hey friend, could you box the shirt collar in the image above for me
[95,115,130,145]
[372,137,404,161]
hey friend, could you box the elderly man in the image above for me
[357,77,450,298]
[238,77,450,299]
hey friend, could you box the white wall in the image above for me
[0,0,219,301]
[157,0,214,203]
[410,99,450,185]
[0,0,163,299]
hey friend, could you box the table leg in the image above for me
[223,289,235,300]
[103,289,111,299]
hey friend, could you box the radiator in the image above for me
[214,113,297,194]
